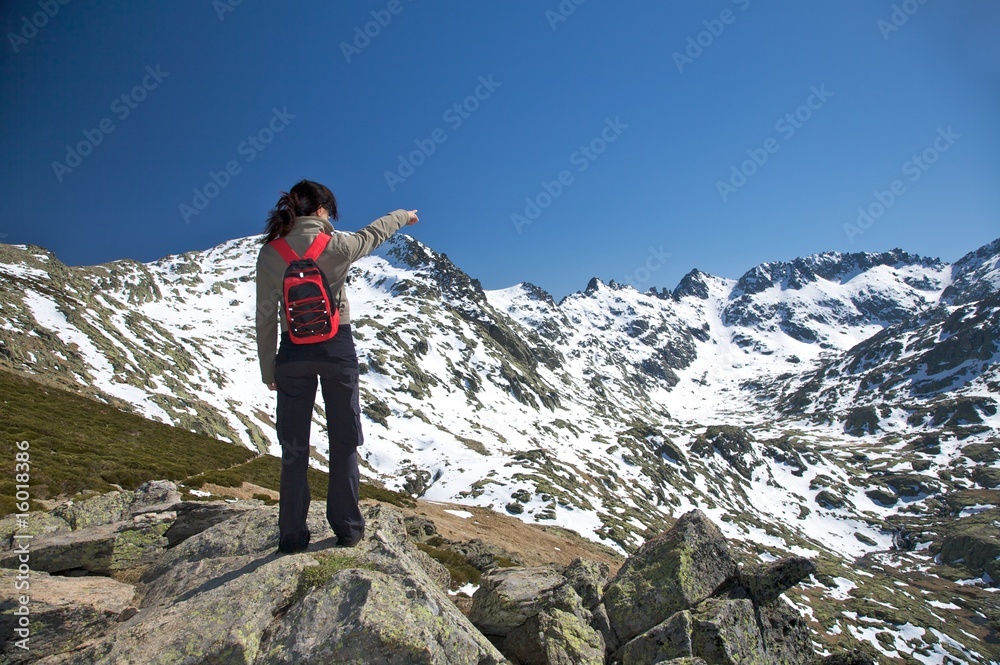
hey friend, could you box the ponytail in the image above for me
[262,180,339,244]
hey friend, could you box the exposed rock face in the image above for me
[505,609,606,665]
[0,484,504,665]
[3,488,847,665]
[464,509,835,665]
[603,509,737,643]
[0,570,135,663]
[470,566,590,637]
[689,427,762,480]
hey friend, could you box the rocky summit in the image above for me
[0,232,998,662]
[1,482,865,665]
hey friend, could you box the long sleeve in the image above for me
[255,245,282,385]
[332,210,410,264]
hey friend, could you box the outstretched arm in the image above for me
[337,209,418,263]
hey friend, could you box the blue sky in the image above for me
[2,1,998,299]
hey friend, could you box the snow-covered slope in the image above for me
[1,233,998,663]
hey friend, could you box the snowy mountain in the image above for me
[1,233,998,663]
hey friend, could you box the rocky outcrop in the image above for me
[689,426,762,480]
[933,507,1000,584]
[1,486,504,665]
[466,509,835,665]
[3,485,852,665]
[0,570,136,663]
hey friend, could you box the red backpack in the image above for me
[269,234,339,344]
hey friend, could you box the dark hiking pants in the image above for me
[273,327,365,546]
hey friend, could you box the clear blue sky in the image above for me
[2,1,997,299]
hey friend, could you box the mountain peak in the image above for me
[731,248,945,296]
[673,269,712,300]
[376,234,487,304]
[519,281,556,306]
[584,276,603,295]
[942,236,1000,305]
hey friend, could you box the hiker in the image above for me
[255,179,418,553]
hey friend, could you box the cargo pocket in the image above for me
[321,364,363,448]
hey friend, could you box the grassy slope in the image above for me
[0,369,412,517]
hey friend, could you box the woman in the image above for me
[255,179,418,553]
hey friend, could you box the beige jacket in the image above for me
[255,211,409,384]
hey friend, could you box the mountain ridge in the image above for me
[1,232,999,661]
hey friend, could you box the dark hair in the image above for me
[262,179,339,243]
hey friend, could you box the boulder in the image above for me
[864,488,898,506]
[689,598,763,665]
[713,558,819,664]
[51,552,315,664]
[562,557,609,610]
[620,609,694,664]
[160,501,248,547]
[469,565,586,638]
[603,509,736,643]
[504,608,605,665]
[52,490,135,530]
[0,512,71,551]
[589,602,617,654]
[132,480,181,509]
[0,569,135,664]
[736,557,817,605]
[621,599,763,665]
[260,567,502,664]
[0,513,175,576]
[755,598,815,665]
[42,502,504,665]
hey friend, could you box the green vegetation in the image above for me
[293,551,372,603]
[0,369,252,516]
[416,542,481,588]
[252,493,278,506]
[0,369,416,517]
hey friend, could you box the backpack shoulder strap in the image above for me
[303,233,332,261]
[269,237,301,265]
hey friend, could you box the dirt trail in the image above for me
[392,498,624,573]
